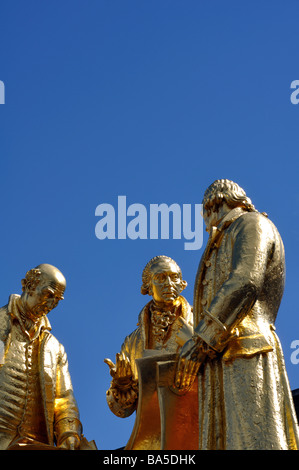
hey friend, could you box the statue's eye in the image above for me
[43,289,54,299]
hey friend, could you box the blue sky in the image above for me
[0,1,299,450]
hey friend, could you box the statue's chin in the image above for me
[28,306,48,320]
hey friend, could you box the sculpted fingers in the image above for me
[115,353,123,375]
[124,354,133,376]
[174,339,204,393]
[104,358,115,368]
[175,356,186,390]
[114,353,127,377]
[184,360,199,390]
[178,358,198,392]
[117,353,132,378]
[104,358,116,377]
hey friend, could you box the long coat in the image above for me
[193,206,299,450]
[0,294,81,447]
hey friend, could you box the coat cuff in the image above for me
[194,309,237,352]
[106,384,138,418]
[54,417,82,447]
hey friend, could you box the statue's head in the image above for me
[141,255,187,305]
[202,179,256,230]
[21,263,66,320]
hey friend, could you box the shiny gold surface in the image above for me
[0,264,96,450]
[158,357,199,450]
[125,353,173,450]
[174,180,299,449]
[105,256,193,449]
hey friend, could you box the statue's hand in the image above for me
[105,353,138,408]
[104,352,133,387]
[173,337,207,393]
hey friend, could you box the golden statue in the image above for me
[0,264,96,450]
[105,255,193,449]
[174,179,299,450]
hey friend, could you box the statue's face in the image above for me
[203,202,231,232]
[203,206,218,232]
[23,277,65,319]
[149,260,185,304]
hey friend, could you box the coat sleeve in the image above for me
[194,213,276,352]
[53,343,82,446]
[0,306,10,364]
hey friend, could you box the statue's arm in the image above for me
[53,344,82,448]
[194,213,275,352]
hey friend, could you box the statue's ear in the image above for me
[180,280,187,292]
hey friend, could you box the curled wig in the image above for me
[203,179,257,216]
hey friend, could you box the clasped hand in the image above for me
[174,337,207,393]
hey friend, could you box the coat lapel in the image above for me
[193,207,246,325]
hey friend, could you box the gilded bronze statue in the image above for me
[0,263,95,450]
[105,255,193,449]
[174,179,299,450]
